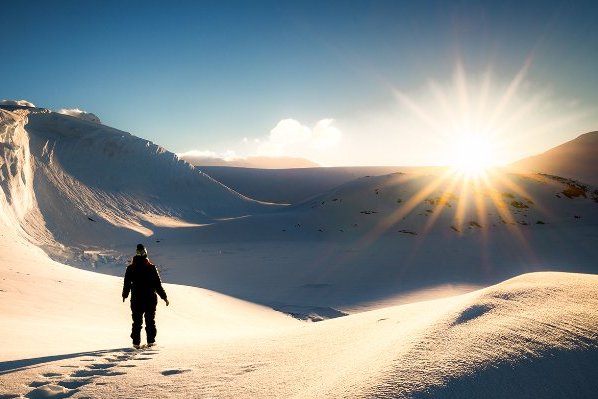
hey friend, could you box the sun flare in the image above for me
[448,133,497,175]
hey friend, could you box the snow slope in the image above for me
[1,242,597,398]
[131,169,598,313]
[0,234,295,363]
[199,165,440,203]
[511,131,598,186]
[2,104,597,316]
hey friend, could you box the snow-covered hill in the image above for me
[511,131,598,186]
[1,237,597,398]
[134,169,597,314]
[288,170,598,235]
[1,105,274,265]
[199,165,439,203]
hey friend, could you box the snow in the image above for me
[1,104,597,397]
[198,165,441,203]
[0,99,35,107]
[2,242,597,397]
[57,109,101,124]
[511,131,598,186]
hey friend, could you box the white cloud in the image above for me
[257,141,284,157]
[312,118,342,149]
[269,119,312,145]
[257,118,342,156]
[0,99,36,107]
[58,108,101,124]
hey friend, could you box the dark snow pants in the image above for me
[130,300,157,345]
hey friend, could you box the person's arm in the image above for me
[122,266,132,301]
[153,266,169,305]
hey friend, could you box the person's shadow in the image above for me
[0,348,129,375]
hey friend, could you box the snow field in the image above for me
[1,104,597,397]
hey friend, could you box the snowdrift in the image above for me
[1,242,597,399]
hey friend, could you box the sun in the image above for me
[447,133,497,175]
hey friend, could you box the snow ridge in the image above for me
[0,105,276,267]
[6,106,263,218]
[0,109,53,246]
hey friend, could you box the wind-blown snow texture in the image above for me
[1,104,597,398]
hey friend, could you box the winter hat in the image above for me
[136,244,148,257]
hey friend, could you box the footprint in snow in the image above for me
[42,372,63,378]
[71,368,125,378]
[161,368,192,376]
[87,363,117,370]
[24,384,74,399]
[22,348,146,398]
[28,381,47,388]
[55,378,93,390]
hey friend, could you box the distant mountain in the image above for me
[180,154,320,169]
[511,131,598,186]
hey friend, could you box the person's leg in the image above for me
[130,304,143,346]
[145,306,157,344]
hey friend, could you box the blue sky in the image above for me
[3,0,598,166]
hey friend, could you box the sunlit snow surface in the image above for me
[1,106,597,398]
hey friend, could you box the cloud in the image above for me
[0,99,36,107]
[179,118,341,167]
[312,118,342,149]
[257,118,342,156]
[57,108,101,124]
[270,119,312,145]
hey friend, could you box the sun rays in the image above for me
[327,56,591,279]
[355,58,568,258]
[360,56,567,241]
[353,167,543,276]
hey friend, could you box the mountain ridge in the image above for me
[511,131,598,186]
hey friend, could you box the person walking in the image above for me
[122,244,169,348]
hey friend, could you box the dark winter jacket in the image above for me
[122,256,168,306]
